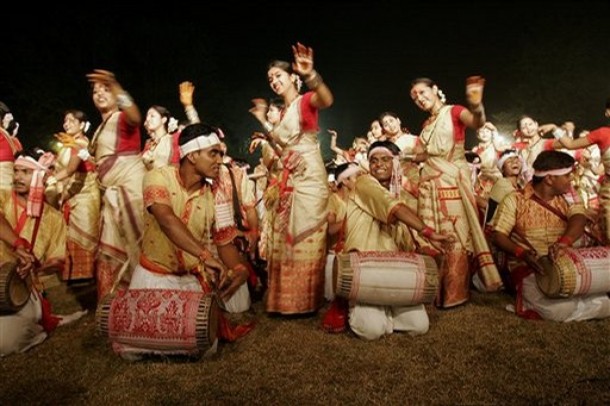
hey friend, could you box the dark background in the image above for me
[2,2,609,164]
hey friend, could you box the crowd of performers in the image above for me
[1,43,609,358]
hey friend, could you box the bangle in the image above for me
[421,226,435,239]
[247,228,259,236]
[116,92,134,109]
[557,235,573,246]
[13,237,31,251]
[514,246,526,259]
[263,122,273,133]
[304,70,324,90]
[199,249,212,263]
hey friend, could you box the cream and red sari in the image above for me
[90,111,145,299]
[265,92,328,314]
[54,136,100,281]
[418,105,501,308]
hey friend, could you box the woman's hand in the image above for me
[465,76,485,109]
[249,98,268,124]
[292,42,314,77]
[179,81,196,107]
[86,69,123,94]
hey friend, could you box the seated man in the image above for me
[492,150,610,321]
[0,149,84,357]
[113,123,252,359]
[324,141,453,340]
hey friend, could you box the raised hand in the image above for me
[465,76,485,109]
[291,42,314,77]
[249,98,268,124]
[86,69,123,94]
[179,81,195,107]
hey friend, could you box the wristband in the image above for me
[552,128,567,140]
[557,235,573,246]
[116,92,134,109]
[13,237,31,251]
[263,122,274,133]
[421,226,435,239]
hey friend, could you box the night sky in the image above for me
[3,2,609,164]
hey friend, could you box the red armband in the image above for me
[557,235,573,246]
[514,246,526,259]
[421,226,435,239]
[13,237,31,251]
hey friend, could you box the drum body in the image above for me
[333,251,438,306]
[96,289,219,356]
[0,260,31,314]
[537,246,610,298]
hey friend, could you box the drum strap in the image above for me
[530,193,601,245]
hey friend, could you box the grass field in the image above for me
[2,283,609,405]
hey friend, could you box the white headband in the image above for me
[14,156,52,173]
[533,166,573,177]
[368,147,394,158]
[497,151,519,171]
[336,165,361,185]
[179,133,221,158]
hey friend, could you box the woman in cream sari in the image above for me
[87,70,146,300]
[48,110,100,282]
[249,43,333,314]
[409,77,501,308]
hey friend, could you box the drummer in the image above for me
[491,150,610,321]
[322,141,453,340]
[0,148,84,356]
[113,123,253,360]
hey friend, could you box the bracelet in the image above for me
[557,235,573,246]
[247,228,259,236]
[116,92,134,109]
[263,122,274,133]
[421,226,435,239]
[552,128,567,140]
[185,105,200,124]
[514,246,526,259]
[304,70,324,90]
[13,237,31,251]
[199,249,212,263]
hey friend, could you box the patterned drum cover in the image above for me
[537,246,610,298]
[96,289,219,356]
[333,251,438,306]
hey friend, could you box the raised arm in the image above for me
[460,76,486,130]
[86,69,141,127]
[292,42,333,110]
[179,81,201,124]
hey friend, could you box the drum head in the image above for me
[535,256,562,298]
[0,261,30,314]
